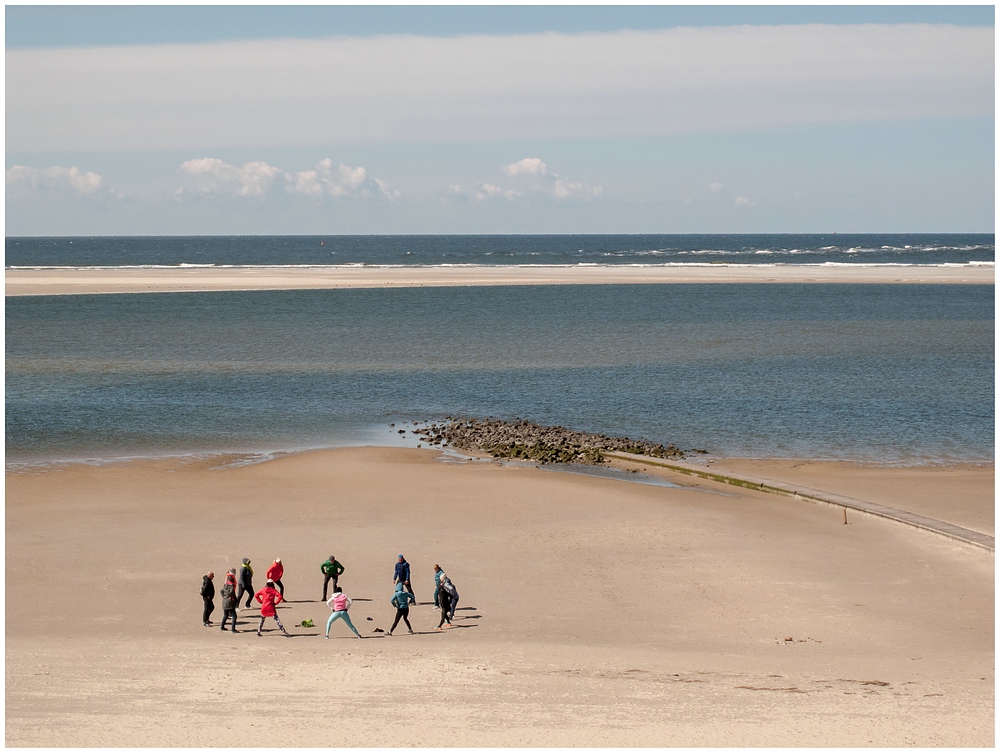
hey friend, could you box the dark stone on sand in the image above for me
[412,417,687,466]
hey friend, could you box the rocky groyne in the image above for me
[409,417,688,465]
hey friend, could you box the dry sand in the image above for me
[5,262,994,296]
[5,447,993,746]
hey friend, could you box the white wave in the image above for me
[677,249,728,255]
[6,260,995,273]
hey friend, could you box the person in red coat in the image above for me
[266,558,285,598]
[254,579,290,637]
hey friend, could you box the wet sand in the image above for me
[5,262,994,296]
[5,447,993,746]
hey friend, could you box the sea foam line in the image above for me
[6,261,995,272]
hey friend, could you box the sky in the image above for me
[5,5,995,236]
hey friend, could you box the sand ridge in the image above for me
[5,262,994,296]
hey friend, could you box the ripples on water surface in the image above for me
[5,233,994,268]
[6,283,993,465]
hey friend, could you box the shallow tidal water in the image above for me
[6,282,993,465]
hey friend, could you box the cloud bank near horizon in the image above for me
[8,156,602,208]
[8,24,993,154]
[175,158,400,201]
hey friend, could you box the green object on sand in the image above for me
[300,619,315,628]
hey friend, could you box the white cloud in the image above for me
[176,157,397,201]
[709,182,724,192]
[178,158,285,198]
[286,158,398,200]
[553,179,603,201]
[373,178,400,201]
[455,159,600,203]
[6,164,106,197]
[493,157,602,202]
[734,196,752,207]
[7,24,992,152]
[475,183,519,201]
[502,157,548,177]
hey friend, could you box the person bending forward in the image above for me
[440,574,459,622]
[436,581,453,630]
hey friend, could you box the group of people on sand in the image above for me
[199,553,461,638]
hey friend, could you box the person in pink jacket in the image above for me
[254,579,290,637]
[266,558,285,598]
[325,587,361,639]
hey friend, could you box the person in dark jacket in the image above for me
[440,573,459,622]
[320,554,345,602]
[436,579,453,630]
[201,571,215,626]
[393,554,414,599]
[219,571,239,632]
[237,558,254,609]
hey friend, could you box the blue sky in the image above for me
[5,6,995,235]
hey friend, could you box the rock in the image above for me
[414,417,690,466]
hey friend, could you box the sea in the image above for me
[5,234,995,467]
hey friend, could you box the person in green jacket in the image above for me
[320,554,345,601]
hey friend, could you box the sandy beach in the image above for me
[5,262,994,296]
[6,447,993,746]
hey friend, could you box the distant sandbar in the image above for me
[5,263,993,296]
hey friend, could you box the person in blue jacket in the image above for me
[387,582,416,636]
[393,554,414,599]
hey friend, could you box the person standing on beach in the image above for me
[219,571,239,632]
[387,582,416,636]
[266,558,285,598]
[436,578,454,630]
[325,587,361,639]
[432,564,443,608]
[200,571,215,626]
[237,558,254,609]
[320,554,345,602]
[440,573,459,623]
[393,554,414,599]
[254,579,290,637]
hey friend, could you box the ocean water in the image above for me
[5,233,994,269]
[6,277,994,465]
